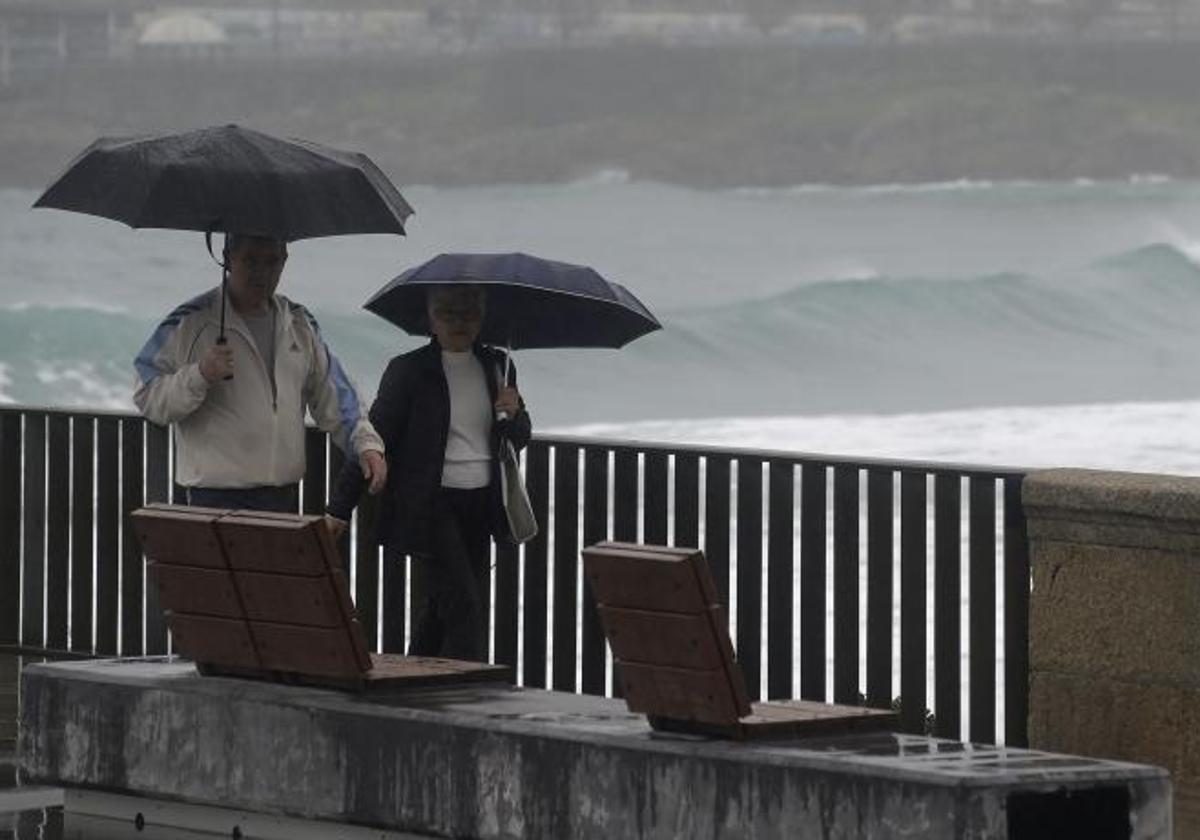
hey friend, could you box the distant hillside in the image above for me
[6,40,1200,189]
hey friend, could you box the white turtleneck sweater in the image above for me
[440,350,492,489]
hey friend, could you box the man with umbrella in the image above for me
[35,124,412,512]
[134,232,386,512]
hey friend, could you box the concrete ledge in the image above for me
[20,659,1171,839]
[1024,469,1200,553]
[1024,467,1200,839]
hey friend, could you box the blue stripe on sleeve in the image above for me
[134,293,208,385]
[296,304,360,453]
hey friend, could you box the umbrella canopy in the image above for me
[34,123,413,241]
[364,252,661,350]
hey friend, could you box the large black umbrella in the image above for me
[34,123,413,240]
[34,124,414,343]
[364,252,660,351]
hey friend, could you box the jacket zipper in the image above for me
[224,310,278,413]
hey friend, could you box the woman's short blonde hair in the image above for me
[426,284,486,315]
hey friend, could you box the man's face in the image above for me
[428,289,484,352]
[227,238,287,313]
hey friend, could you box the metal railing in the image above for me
[0,405,1030,746]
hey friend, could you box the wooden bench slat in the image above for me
[236,571,344,627]
[132,508,225,569]
[582,543,714,613]
[617,661,744,725]
[216,516,328,575]
[251,623,365,680]
[167,614,260,669]
[596,606,724,670]
[149,565,242,618]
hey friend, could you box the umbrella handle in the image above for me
[495,342,513,422]
[214,236,233,381]
[215,335,233,381]
[494,358,510,423]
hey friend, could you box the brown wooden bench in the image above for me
[582,540,898,740]
[130,503,510,692]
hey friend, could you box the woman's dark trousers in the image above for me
[408,486,492,661]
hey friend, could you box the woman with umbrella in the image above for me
[325,252,658,663]
[325,282,531,662]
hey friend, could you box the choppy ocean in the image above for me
[4,174,1200,474]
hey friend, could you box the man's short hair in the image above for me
[223,233,288,262]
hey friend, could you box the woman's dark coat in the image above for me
[326,340,532,555]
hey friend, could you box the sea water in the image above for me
[3,175,1200,758]
[4,174,1200,473]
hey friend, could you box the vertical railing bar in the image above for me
[900,470,927,735]
[610,446,638,698]
[799,460,826,701]
[767,460,795,700]
[119,417,144,657]
[552,443,580,692]
[933,472,962,740]
[704,455,732,609]
[328,446,349,574]
[612,447,639,544]
[643,451,669,546]
[95,417,119,656]
[1004,476,1030,747]
[866,468,893,709]
[492,541,518,669]
[580,446,609,695]
[674,452,700,551]
[735,455,763,700]
[46,414,70,651]
[832,465,859,705]
[302,428,328,516]
[522,441,550,689]
[969,475,998,744]
[0,413,22,647]
[381,548,408,654]
[355,493,381,652]
[491,443,524,671]
[21,412,46,649]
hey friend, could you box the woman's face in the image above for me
[428,290,484,352]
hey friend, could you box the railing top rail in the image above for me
[537,433,1030,479]
[0,404,1028,480]
[0,403,143,421]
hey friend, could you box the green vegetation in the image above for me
[5,40,1200,188]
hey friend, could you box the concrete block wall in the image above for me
[0,655,17,754]
[1025,469,1200,839]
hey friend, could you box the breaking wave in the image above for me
[4,241,1200,425]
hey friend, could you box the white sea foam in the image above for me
[551,399,1200,476]
[34,362,133,410]
[0,364,13,405]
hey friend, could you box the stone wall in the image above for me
[0,655,17,755]
[1025,469,1200,839]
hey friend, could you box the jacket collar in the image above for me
[201,285,291,339]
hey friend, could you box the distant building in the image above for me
[136,12,229,58]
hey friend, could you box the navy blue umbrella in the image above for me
[364,252,661,351]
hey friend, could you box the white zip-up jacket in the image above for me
[133,287,383,489]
